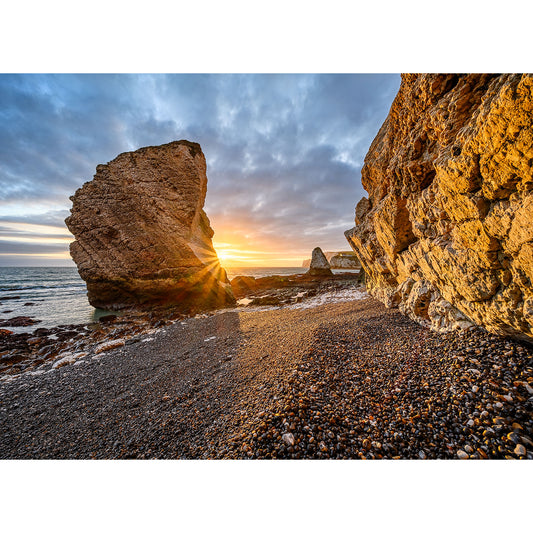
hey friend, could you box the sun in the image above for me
[217,250,232,263]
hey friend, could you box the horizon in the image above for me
[0,74,400,268]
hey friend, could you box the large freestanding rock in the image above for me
[66,140,235,311]
[307,247,332,276]
[345,74,533,340]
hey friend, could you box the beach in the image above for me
[1,293,531,459]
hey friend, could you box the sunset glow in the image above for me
[0,74,401,267]
[212,240,309,267]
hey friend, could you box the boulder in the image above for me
[345,74,533,340]
[66,140,235,312]
[230,276,258,298]
[307,247,332,276]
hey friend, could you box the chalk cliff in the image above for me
[345,74,533,340]
[328,252,360,269]
[66,140,235,311]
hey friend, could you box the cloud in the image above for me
[0,74,400,265]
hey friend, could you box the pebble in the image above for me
[2,295,532,461]
[508,433,521,444]
[94,339,126,354]
[514,444,526,457]
[282,433,295,446]
[521,436,533,447]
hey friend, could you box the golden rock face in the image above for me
[346,74,533,339]
[66,140,235,311]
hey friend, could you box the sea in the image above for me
[0,266,357,334]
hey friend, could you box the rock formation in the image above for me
[328,252,360,269]
[345,74,533,340]
[302,251,360,269]
[307,247,332,276]
[66,140,235,311]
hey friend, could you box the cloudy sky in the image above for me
[0,74,400,267]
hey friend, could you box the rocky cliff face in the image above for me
[66,140,235,311]
[345,74,533,340]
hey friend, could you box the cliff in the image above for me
[345,74,533,340]
[66,140,235,311]
[328,252,360,269]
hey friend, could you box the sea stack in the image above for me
[65,140,235,312]
[307,247,332,276]
[345,74,533,340]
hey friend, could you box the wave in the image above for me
[0,283,86,292]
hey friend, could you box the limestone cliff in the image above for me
[328,252,360,269]
[66,140,235,311]
[345,74,533,340]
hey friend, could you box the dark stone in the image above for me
[251,296,281,306]
[0,316,41,327]
[99,314,118,324]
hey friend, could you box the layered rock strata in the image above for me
[307,247,333,276]
[345,74,533,340]
[66,140,235,311]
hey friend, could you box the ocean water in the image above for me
[224,267,360,278]
[0,267,101,334]
[224,266,307,278]
[0,266,359,334]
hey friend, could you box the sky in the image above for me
[0,74,400,267]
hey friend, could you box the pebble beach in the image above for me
[0,291,531,460]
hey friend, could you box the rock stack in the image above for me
[66,140,235,312]
[307,247,333,276]
[345,74,533,340]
